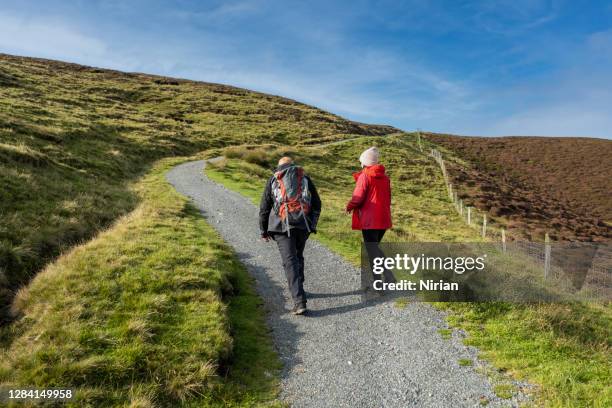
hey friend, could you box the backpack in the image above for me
[271,165,312,233]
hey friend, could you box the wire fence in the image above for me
[424,141,611,299]
[429,145,510,241]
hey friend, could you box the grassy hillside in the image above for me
[1,156,281,406]
[426,134,612,242]
[0,53,395,318]
[206,136,611,408]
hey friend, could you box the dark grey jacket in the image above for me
[259,163,322,235]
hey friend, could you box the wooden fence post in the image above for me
[544,233,551,279]
[501,228,506,252]
[482,214,487,238]
[448,183,453,200]
[467,207,471,225]
[441,161,447,183]
[417,130,422,151]
[459,200,463,216]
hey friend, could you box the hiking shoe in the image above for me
[291,304,307,315]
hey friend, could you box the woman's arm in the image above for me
[346,173,368,211]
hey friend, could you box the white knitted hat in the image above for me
[359,146,379,167]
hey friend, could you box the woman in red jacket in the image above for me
[346,147,395,286]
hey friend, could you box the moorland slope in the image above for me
[427,134,612,242]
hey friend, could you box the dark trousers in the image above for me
[273,229,309,306]
[362,229,395,284]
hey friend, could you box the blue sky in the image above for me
[1,1,611,138]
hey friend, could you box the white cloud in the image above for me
[482,103,612,138]
[470,0,559,35]
[457,64,612,138]
[0,14,107,63]
[588,28,612,56]
[168,0,261,23]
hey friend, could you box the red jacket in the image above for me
[346,164,392,230]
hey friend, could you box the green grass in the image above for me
[442,302,611,407]
[0,53,394,317]
[437,329,453,340]
[205,136,611,408]
[493,384,515,400]
[0,157,281,406]
[458,358,473,366]
[394,297,411,309]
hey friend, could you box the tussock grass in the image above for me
[0,158,281,406]
[243,149,272,167]
[394,297,410,309]
[458,358,473,366]
[437,329,453,340]
[206,134,612,407]
[493,384,515,400]
[0,142,49,166]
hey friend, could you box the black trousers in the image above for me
[362,229,395,284]
[362,229,386,243]
[273,229,309,306]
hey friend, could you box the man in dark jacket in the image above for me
[260,156,321,315]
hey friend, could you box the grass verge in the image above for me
[0,156,281,407]
[440,301,610,407]
[205,134,611,408]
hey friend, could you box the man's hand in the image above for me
[344,208,352,215]
[261,232,271,242]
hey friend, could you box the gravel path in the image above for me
[166,160,529,408]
